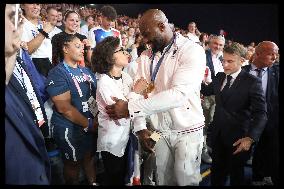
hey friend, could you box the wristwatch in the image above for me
[38,29,49,39]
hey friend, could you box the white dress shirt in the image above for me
[212,53,224,75]
[221,68,242,90]
[128,33,206,132]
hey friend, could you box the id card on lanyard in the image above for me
[63,62,94,113]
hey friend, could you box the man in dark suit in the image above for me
[5,4,50,184]
[201,42,267,185]
[242,41,279,185]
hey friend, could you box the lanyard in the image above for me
[150,34,176,82]
[63,62,91,98]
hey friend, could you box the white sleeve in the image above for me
[128,92,147,133]
[133,116,147,133]
[88,28,96,49]
[21,22,34,42]
[128,44,206,118]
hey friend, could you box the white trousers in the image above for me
[154,129,203,186]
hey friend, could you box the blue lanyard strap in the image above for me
[150,34,176,82]
[63,62,91,97]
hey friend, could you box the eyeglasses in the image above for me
[114,47,128,55]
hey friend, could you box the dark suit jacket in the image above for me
[5,62,51,184]
[242,64,279,136]
[201,70,267,147]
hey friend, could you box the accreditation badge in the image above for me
[87,96,98,117]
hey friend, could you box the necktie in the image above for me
[221,75,232,100]
[255,68,264,78]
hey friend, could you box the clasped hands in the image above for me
[105,77,149,120]
[105,77,155,153]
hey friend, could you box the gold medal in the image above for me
[150,131,161,142]
[146,82,155,94]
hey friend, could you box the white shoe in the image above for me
[263,177,273,185]
[201,148,212,164]
[252,177,273,186]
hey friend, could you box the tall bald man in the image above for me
[105,9,206,185]
[242,41,279,185]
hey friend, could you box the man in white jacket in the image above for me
[106,9,206,186]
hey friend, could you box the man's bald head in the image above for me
[253,41,279,68]
[138,9,173,53]
[139,9,168,25]
[255,41,278,53]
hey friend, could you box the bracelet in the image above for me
[38,29,49,39]
[84,118,93,133]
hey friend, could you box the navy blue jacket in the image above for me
[5,60,51,184]
[201,70,267,146]
[242,64,279,135]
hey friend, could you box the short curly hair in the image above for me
[101,5,117,21]
[91,36,120,74]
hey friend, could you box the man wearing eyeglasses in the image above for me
[5,4,51,184]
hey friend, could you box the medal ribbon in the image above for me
[150,34,176,83]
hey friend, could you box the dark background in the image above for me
[93,4,279,46]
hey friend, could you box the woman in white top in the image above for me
[91,36,147,185]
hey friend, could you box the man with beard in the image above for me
[105,9,206,186]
